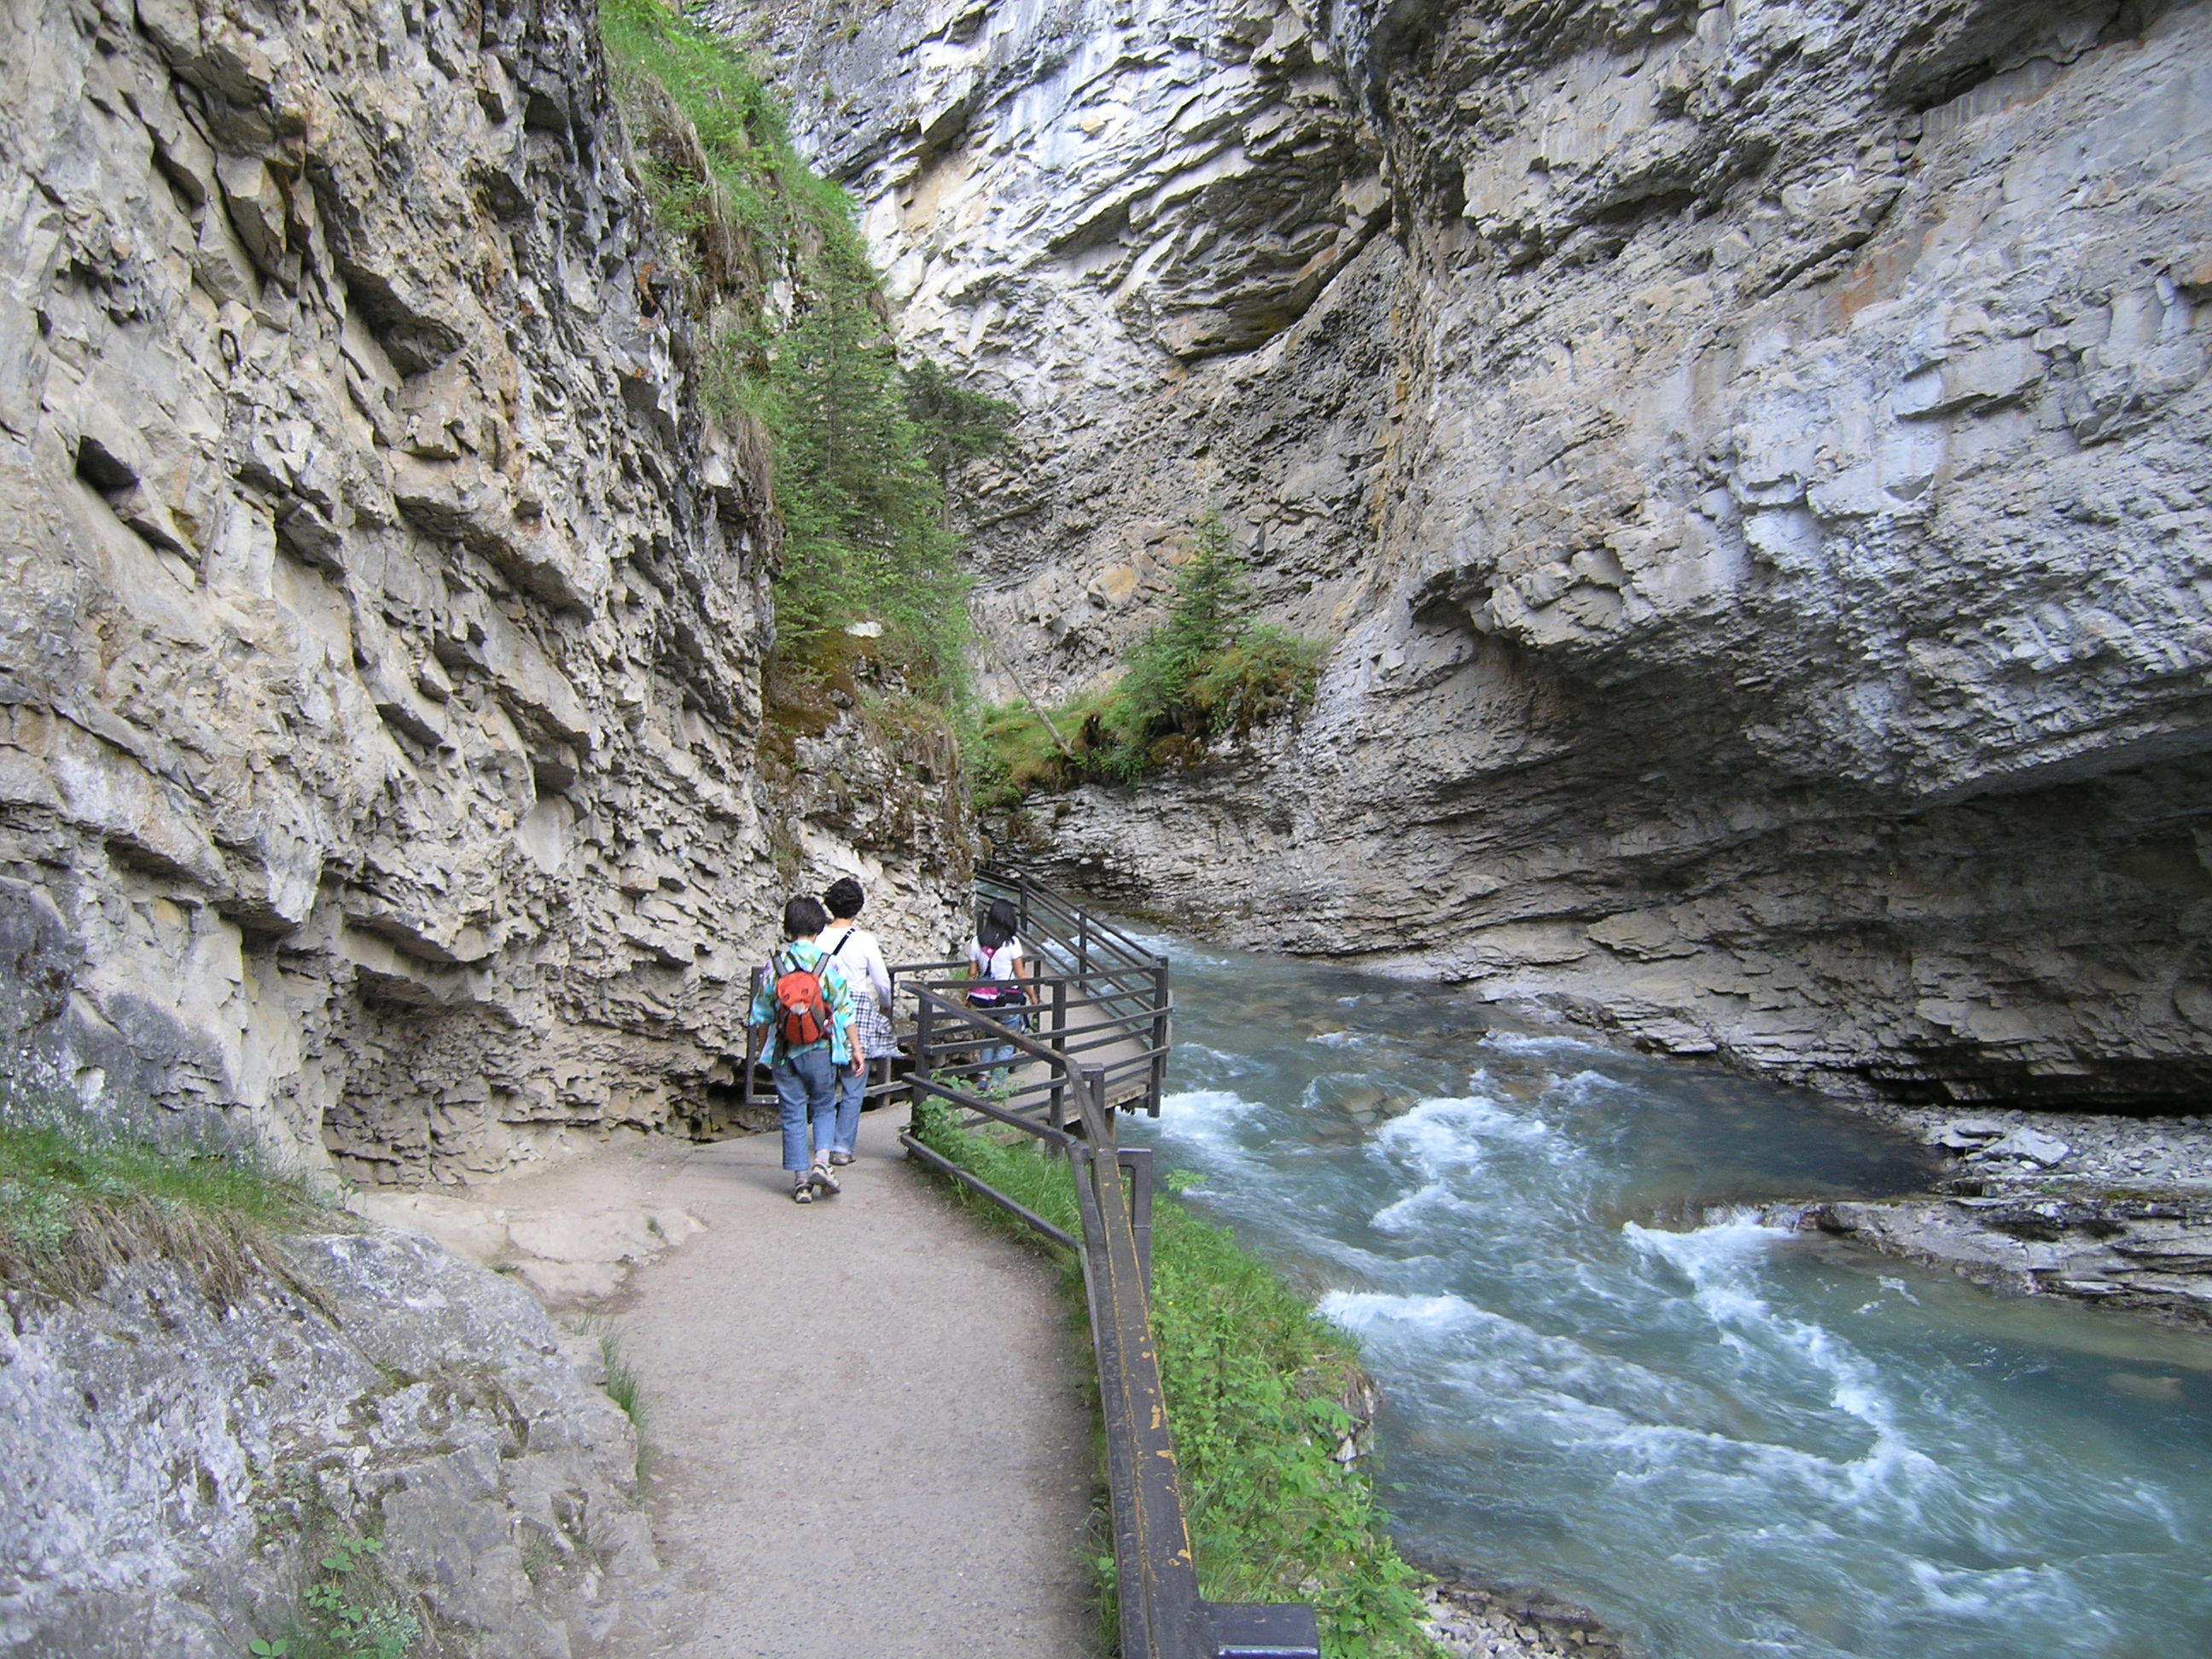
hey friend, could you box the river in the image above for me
[1111,930,2212,1659]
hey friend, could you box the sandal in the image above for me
[828,1150,856,1167]
[808,1161,841,1196]
[791,1177,814,1204]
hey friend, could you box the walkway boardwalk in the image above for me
[620,1101,1098,1659]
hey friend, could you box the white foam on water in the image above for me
[1479,1027,1615,1061]
[1548,1067,1630,1105]
[1375,1093,1553,1163]
[1627,1219,1944,1507]
[1176,1043,1263,1077]
[1319,1288,1489,1336]
[1148,1087,1272,1175]
[1307,1028,1368,1049]
[1906,1557,2106,1631]
[1158,1086,1263,1121]
[1371,1179,1477,1235]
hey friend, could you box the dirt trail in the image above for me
[609,1104,1097,1657]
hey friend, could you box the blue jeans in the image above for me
[833,1058,866,1158]
[984,1010,1027,1075]
[773,1046,838,1173]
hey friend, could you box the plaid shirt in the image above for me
[748,940,857,1067]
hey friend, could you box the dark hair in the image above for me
[823,876,864,919]
[783,895,828,938]
[976,896,1019,952]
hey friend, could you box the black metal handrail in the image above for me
[899,876,1318,1659]
[978,864,1174,1118]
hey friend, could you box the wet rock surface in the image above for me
[1778,1103,2212,1324]
[1417,1570,1637,1659]
[730,0,2212,1112]
[0,1226,673,1656]
[0,0,965,1185]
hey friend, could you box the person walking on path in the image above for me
[817,876,894,1168]
[965,895,1033,1077]
[748,895,863,1203]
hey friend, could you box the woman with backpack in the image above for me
[747,894,861,1204]
[817,876,894,1168]
[965,896,1033,1076]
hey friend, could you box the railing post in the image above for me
[1079,911,1091,980]
[1150,958,1171,1118]
[1118,1145,1153,1291]
[1090,1065,1113,1149]
[912,994,934,1138]
[1017,872,1031,940]
[1050,977,1068,1136]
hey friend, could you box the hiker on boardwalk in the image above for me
[965,896,1033,1075]
[818,876,894,1167]
[748,894,861,1204]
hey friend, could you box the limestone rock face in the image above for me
[702,0,1394,675]
[0,1228,668,1655]
[0,0,965,1181]
[731,0,2212,1109]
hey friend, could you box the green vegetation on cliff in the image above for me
[599,0,1009,702]
[975,514,1327,806]
[909,1096,1434,1659]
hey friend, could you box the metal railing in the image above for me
[896,874,1320,1659]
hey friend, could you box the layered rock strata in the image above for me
[0,1225,667,1656]
[1791,1189,2212,1326]
[729,0,2212,1109]
[0,0,964,1182]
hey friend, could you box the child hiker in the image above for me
[748,894,862,1203]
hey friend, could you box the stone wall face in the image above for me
[729,0,2212,1109]
[0,1230,668,1655]
[0,0,966,1181]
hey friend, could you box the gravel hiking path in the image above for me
[617,1103,1098,1658]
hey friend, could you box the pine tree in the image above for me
[765,247,968,694]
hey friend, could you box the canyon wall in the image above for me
[0,0,966,1183]
[724,0,2212,1109]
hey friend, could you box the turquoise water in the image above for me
[1112,932,2212,1659]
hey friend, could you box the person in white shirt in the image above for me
[965,896,1032,1075]
[818,876,895,1166]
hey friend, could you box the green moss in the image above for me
[909,1098,1435,1658]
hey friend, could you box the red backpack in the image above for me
[771,953,834,1048]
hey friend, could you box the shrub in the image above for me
[973,514,1327,799]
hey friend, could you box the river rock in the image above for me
[1978,1128,2074,1167]
[1796,1192,2212,1324]
[719,0,2212,1115]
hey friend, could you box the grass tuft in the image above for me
[0,1068,338,1305]
[578,1315,654,1485]
[908,1097,1434,1658]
